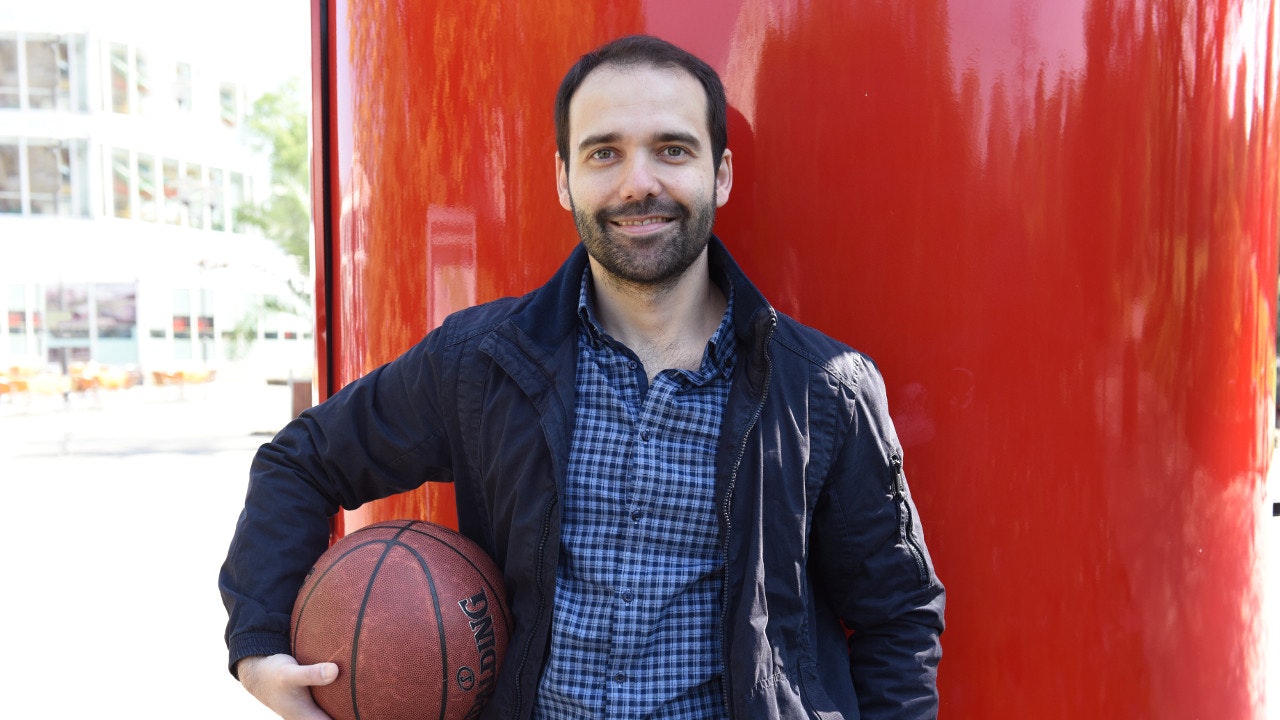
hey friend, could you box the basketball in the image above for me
[291,519,511,720]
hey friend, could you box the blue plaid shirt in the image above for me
[532,270,736,720]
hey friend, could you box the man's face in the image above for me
[556,63,732,289]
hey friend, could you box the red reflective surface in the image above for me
[313,1,1279,717]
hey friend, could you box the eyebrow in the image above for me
[576,131,704,155]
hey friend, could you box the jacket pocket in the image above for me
[890,454,929,586]
[798,662,858,720]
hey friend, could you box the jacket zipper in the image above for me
[891,454,929,585]
[511,494,558,720]
[718,317,775,719]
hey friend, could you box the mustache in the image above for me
[597,198,689,223]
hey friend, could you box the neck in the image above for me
[588,250,726,378]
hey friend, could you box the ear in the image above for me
[714,148,733,208]
[555,152,572,211]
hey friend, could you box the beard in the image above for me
[571,190,717,289]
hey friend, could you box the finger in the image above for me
[289,662,339,687]
[272,690,336,720]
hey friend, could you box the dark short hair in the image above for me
[555,35,728,172]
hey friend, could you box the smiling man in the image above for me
[221,35,945,720]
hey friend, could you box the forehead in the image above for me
[567,63,708,146]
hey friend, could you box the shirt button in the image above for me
[630,509,641,522]
[628,360,637,370]
[614,672,626,683]
[621,590,634,603]
[639,429,650,442]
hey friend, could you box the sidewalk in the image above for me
[0,377,288,719]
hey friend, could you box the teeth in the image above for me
[615,218,668,227]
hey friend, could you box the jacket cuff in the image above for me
[228,632,293,679]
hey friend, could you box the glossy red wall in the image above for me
[311,1,1280,717]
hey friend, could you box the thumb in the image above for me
[293,661,340,687]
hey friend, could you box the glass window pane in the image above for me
[0,38,17,109]
[208,167,224,230]
[109,43,129,113]
[47,284,90,339]
[95,283,136,339]
[27,141,65,215]
[134,49,151,114]
[25,37,66,110]
[175,62,192,112]
[219,82,238,127]
[67,139,88,217]
[173,288,191,314]
[111,147,130,218]
[0,142,19,213]
[137,154,156,221]
[68,35,87,112]
[162,158,180,224]
[229,171,245,232]
[173,288,192,346]
[7,285,25,345]
[185,162,203,228]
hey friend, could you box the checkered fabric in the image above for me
[532,271,736,720]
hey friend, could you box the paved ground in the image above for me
[0,375,1276,718]
[0,377,284,719]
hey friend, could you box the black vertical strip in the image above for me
[315,0,336,398]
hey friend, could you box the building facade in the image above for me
[0,24,311,386]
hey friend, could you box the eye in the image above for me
[661,146,688,158]
[590,148,616,161]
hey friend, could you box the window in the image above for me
[46,284,90,339]
[0,38,18,109]
[208,167,225,230]
[173,288,192,340]
[27,140,66,215]
[111,147,130,218]
[137,154,157,221]
[109,43,129,113]
[7,285,26,335]
[219,82,238,127]
[0,35,81,111]
[96,283,137,339]
[0,142,18,213]
[162,158,180,224]
[229,171,245,232]
[60,138,88,216]
[135,49,152,115]
[174,62,192,112]
[0,138,87,216]
[25,36,67,110]
[185,162,203,228]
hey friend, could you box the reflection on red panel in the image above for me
[313,1,1278,717]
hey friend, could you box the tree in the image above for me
[239,78,312,304]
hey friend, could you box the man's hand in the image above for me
[238,654,339,720]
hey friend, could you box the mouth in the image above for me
[610,215,674,229]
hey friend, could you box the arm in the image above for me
[218,330,456,679]
[810,358,945,720]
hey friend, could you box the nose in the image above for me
[618,155,661,201]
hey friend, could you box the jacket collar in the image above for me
[509,236,776,357]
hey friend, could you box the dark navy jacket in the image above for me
[220,237,945,719]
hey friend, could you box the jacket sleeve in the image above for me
[810,356,945,720]
[218,327,456,676]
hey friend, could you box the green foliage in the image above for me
[239,78,312,281]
